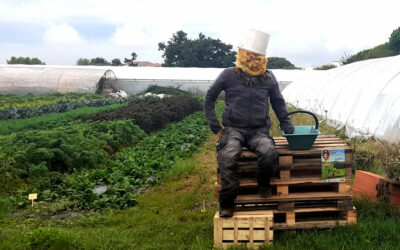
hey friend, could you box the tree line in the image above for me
[5,30,296,69]
[341,27,400,64]
[8,27,399,68]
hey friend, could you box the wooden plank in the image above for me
[279,155,293,169]
[347,207,357,224]
[337,200,354,210]
[278,201,294,211]
[249,217,254,247]
[277,185,289,196]
[292,158,321,167]
[276,146,352,156]
[273,135,340,141]
[286,211,295,226]
[214,213,223,248]
[233,218,238,244]
[274,220,350,230]
[338,182,349,193]
[235,192,353,203]
[280,170,290,179]
[271,177,329,185]
[281,207,342,213]
[274,139,345,146]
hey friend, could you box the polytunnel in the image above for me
[0,65,116,94]
[0,64,312,95]
[282,55,400,143]
[105,67,312,94]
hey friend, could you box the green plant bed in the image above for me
[0,96,138,120]
[0,100,223,211]
[144,85,190,96]
[0,93,105,110]
[81,96,202,133]
[0,103,128,135]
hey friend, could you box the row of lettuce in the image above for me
[0,88,223,212]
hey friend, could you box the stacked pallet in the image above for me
[214,135,356,247]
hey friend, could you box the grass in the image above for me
[1,102,400,249]
[1,135,400,249]
[0,135,218,249]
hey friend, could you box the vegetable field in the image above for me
[0,87,213,212]
[1,87,399,250]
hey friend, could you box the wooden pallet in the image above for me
[273,206,357,230]
[214,135,356,232]
[235,197,354,212]
[214,210,273,248]
[217,135,353,184]
[216,177,351,197]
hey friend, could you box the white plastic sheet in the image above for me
[0,65,115,94]
[282,55,400,143]
[0,65,311,95]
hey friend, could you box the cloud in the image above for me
[43,23,84,45]
[1,0,400,66]
[111,25,149,47]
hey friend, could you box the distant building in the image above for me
[125,61,161,67]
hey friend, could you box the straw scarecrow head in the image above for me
[236,29,270,77]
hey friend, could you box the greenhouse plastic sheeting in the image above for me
[0,65,115,94]
[282,55,400,143]
[0,64,315,95]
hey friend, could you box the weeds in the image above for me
[352,138,400,181]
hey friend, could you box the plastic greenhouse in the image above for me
[0,65,308,95]
[282,55,400,143]
[0,65,116,94]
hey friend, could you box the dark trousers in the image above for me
[217,126,277,208]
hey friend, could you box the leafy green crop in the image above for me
[144,85,190,96]
[0,103,128,135]
[0,93,105,110]
[0,96,139,120]
[0,120,146,185]
[81,95,202,133]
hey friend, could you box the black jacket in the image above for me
[204,68,293,134]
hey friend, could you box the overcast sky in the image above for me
[0,0,399,67]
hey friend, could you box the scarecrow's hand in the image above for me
[282,124,294,134]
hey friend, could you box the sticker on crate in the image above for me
[321,149,346,183]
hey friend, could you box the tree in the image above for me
[124,52,138,65]
[388,26,400,55]
[90,57,109,66]
[7,56,45,65]
[158,31,236,67]
[341,43,394,64]
[77,58,90,65]
[111,58,122,66]
[267,57,296,69]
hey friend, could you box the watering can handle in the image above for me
[286,110,319,130]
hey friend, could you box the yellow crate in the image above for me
[214,210,273,249]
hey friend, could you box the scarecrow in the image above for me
[205,29,294,217]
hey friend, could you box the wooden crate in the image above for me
[214,210,273,248]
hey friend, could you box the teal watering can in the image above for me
[281,110,321,150]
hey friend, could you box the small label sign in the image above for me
[28,193,37,200]
[28,193,38,208]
